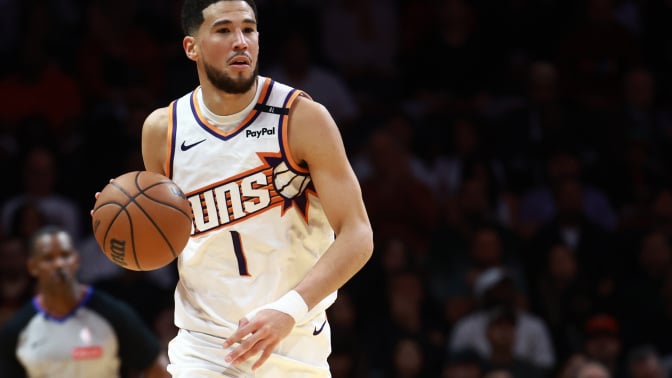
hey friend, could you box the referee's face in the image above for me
[28,232,80,286]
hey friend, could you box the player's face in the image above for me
[28,232,79,285]
[191,1,259,93]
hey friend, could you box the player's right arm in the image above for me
[142,107,170,176]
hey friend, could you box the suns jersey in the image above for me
[167,77,336,338]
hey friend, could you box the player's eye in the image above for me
[217,28,231,34]
[243,27,256,33]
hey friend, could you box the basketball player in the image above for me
[140,0,373,377]
[0,225,170,377]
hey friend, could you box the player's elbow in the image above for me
[356,222,374,265]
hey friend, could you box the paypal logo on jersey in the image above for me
[246,127,276,139]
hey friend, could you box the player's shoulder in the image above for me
[290,94,331,124]
[144,106,171,129]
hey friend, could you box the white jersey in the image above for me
[167,77,336,339]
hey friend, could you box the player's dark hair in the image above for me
[182,0,258,36]
[28,225,67,256]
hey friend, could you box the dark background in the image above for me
[2,0,672,377]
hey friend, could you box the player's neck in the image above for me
[37,283,87,317]
[201,78,258,116]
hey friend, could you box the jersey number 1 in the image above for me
[230,231,250,276]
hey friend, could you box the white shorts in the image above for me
[167,314,332,377]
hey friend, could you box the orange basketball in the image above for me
[91,171,192,271]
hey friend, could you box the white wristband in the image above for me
[246,290,308,323]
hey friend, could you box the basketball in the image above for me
[91,171,193,271]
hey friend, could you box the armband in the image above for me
[246,290,309,323]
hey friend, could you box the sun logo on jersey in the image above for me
[187,152,315,235]
[266,154,314,217]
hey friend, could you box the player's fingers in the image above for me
[222,318,252,348]
[225,323,272,365]
[90,192,102,216]
[230,335,273,368]
[252,347,274,371]
[225,337,253,364]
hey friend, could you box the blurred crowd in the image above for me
[2,0,672,377]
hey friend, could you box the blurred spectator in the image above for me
[626,345,667,378]
[442,348,485,378]
[482,307,549,377]
[0,0,21,70]
[618,67,672,152]
[484,371,514,378]
[1,146,83,242]
[346,237,419,335]
[493,61,580,192]
[581,313,625,378]
[76,0,164,104]
[648,187,672,238]
[555,0,641,113]
[428,224,526,310]
[0,237,32,328]
[400,0,495,117]
[318,0,399,99]
[523,176,618,311]
[358,127,440,257]
[426,116,512,227]
[575,360,612,378]
[556,354,590,378]
[618,230,672,355]
[366,270,445,376]
[518,147,618,237]
[0,2,82,134]
[602,138,668,234]
[639,0,672,85]
[254,0,320,65]
[327,290,368,378]
[329,333,367,378]
[596,67,671,216]
[4,201,47,243]
[448,267,556,371]
[265,30,360,136]
[387,337,428,378]
[528,243,594,364]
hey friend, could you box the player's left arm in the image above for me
[287,95,374,311]
[223,96,373,369]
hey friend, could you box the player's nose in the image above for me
[233,29,248,49]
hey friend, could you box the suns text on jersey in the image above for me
[187,158,286,235]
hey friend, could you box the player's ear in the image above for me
[184,36,198,62]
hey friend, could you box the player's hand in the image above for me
[90,192,101,216]
[90,179,113,216]
[222,309,295,370]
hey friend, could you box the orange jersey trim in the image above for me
[190,78,272,138]
[281,91,310,174]
[166,100,177,178]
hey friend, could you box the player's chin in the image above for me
[229,64,252,74]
